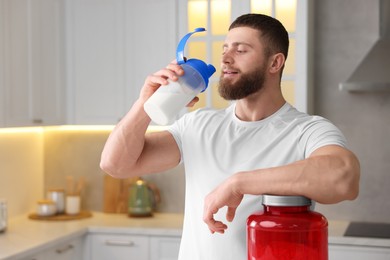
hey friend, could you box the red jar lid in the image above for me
[262,195,311,206]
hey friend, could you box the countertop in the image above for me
[0,212,183,260]
[1,212,390,259]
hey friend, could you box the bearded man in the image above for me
[100,14,360,260]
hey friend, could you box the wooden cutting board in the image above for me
[103,175,135,213]
[28,211,92,221]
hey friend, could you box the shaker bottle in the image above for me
[144,28,216,125]
[247,195,328,260]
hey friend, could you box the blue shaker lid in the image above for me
[176,28,216,92]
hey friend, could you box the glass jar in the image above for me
[36,199,57,216]
[247,195,328,260]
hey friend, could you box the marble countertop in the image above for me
[0,212,183,260]
[0,212,389,259]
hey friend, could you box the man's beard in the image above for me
[218,65,266,100]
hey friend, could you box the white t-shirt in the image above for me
[167,102,347,260]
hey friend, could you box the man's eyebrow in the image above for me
[222,42,253,48]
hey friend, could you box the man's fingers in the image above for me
[208,220,228,234]
[203,205,229,234]
[226,207,237,222]
[165,62,184,77]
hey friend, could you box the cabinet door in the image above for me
[28,0,66,126]
[43,237,84,260]
[329,244,390,260]
[1,0,31,126]
[65,0,177,124]
[89,234,149,260]
[150,236,181,260]
[19,236,85,260]
[0,1,4,126]
[124,0,177,112]
[65,0,127,124]
[0,0,65,127]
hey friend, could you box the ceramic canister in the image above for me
[47,189,65,214]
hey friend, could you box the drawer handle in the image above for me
[105,240,135,247]
[32,119,43,124]
[56,244,74,254]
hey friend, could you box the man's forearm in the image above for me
[236,145,360,204]
[100,99,151,178]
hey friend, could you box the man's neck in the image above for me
[234,89,286,122]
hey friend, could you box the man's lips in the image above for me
[222,69,239,77]
[223,70,238,74]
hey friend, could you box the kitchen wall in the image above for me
[0,128,44,218]
[313,0,390,222]
[43,127,185,214]
[0,127,185,218]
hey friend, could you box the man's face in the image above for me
[218,27,269,100]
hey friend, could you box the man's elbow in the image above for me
[338,152,361,201]
[100,157,130,179]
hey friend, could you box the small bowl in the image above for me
[36,200,57,216]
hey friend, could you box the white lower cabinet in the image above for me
[150,236,181,260]
[89,234,149,260]
[88,233,181,260]
[329,244,390,260]
[20,236,84,260]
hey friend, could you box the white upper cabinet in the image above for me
[65,0,177,124]
[65,0,127,124]
[0,0,65,127]
[0,1,5,126]
[0,0,311,126]
[0,0,177,126]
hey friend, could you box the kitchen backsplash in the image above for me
[0,127,185,218]
[0,128,44,218]
[43,127,185,214]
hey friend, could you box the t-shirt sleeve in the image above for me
[166,116,187,163]
[300,116,348,158]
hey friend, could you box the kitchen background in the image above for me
[0,0,389,223]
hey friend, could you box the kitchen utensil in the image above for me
[66,175,75,195]
[103,175,132,213]
[128,177,160,217]
[0,199,7,232]
[47,188,65,214]
[247,195,328,260]
[76,177,85,195]
[65,195,81,215]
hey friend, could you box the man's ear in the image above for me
[268,53,286,74]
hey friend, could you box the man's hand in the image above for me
[139,60,184,102]
[203,176,244,234]
[139,59,199,107]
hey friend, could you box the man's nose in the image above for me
[222,51,233,65]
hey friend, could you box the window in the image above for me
[179,0,311,113]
